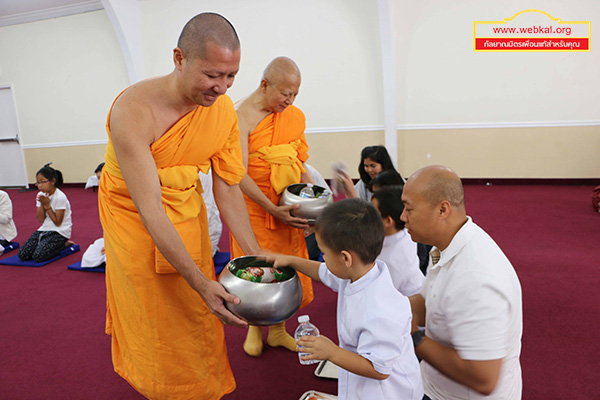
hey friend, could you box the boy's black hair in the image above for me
[315,198,384,264]
[368,169,404,192]
[357,145,398,188]
[37,164,64,188]
[372,185,405,230]
[95,162,105,174]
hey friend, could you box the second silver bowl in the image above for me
[279,183,333,224]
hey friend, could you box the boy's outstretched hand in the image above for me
[297,335,337,362]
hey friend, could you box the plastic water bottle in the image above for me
[295,315,320,365]
[299,185,315,198]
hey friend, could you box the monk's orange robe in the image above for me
[230,105,314,308]
[99,94,245,400]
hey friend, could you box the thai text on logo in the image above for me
[474,10,590,51]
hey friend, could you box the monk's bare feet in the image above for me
[65,240,75,247]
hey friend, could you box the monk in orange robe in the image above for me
[98,14,261,400]
[231,57,315,356]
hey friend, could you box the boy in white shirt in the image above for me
[274,199,423,400]
[372,186,425,296]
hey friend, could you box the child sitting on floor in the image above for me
[18,165,73,263]
[274,199,423,400]
[0,190,18,255]
[372,186,425,296]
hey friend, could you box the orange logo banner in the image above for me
[474,10,590,51]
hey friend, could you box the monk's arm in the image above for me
[237,120,309,229]
[212,171,261,256]
[110,99,247,328]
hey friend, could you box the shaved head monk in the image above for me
[98,13,262,400]
[401,165,522,399]
[231,57,315,356]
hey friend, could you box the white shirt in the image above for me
[354,180,372,202]
[0,190,17,242]
[199,170,222,255]
[421,217,522,400]
[304,164,331,192]
[85,175,99,189]
[36,188,72,239]
[378,229,424,296]
[319,260,423,400]
[81,238,106,268]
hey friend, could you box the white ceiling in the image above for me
[0,0,103,27]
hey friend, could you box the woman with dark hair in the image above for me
[339,145,399,201]
[18,164,73,262]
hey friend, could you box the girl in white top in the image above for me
[18,165,73,263]
[338,145,400,202]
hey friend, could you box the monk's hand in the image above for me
[269,204,310,229]
[198,279,248,328]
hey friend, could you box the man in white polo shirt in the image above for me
[401,165,522,399]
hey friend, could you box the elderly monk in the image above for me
[231,57,315,356]
[98,13,261,400]
[402,166,522,399]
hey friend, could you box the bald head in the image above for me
[408,165,465,210]
[262,57,301,86]
[177,13,240,60]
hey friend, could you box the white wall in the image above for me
[140,0,384,128]
[0,11,129,146]
[395,0,600,125]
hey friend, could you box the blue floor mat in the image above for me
[1,242,20,254]
[0,244,80,267]
[65,251,230,275]
[214,251,230,276]
[67,260,106,273]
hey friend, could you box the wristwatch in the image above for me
[412,330,426,348]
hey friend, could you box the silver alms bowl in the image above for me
[279,183,334,224]
[218,256,303,326]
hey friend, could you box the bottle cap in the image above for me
[297,315,309,323]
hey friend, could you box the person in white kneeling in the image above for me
[0,190,18,255]
[402,165,522,400]
[199,169,222,256]
[81,238,106,268]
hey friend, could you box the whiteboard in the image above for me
[0,85,28,187]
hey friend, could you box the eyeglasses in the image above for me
[35,180,49,185]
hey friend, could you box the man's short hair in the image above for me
[315,199,384,264]
[177,13,240,59]
[368,169,404,192]
[372,186,405,230]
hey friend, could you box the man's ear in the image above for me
[383,215,395,229]
[260,78,269,93]
[438,200,451,219]
[341,250,353,268]
[173,47,184,70]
